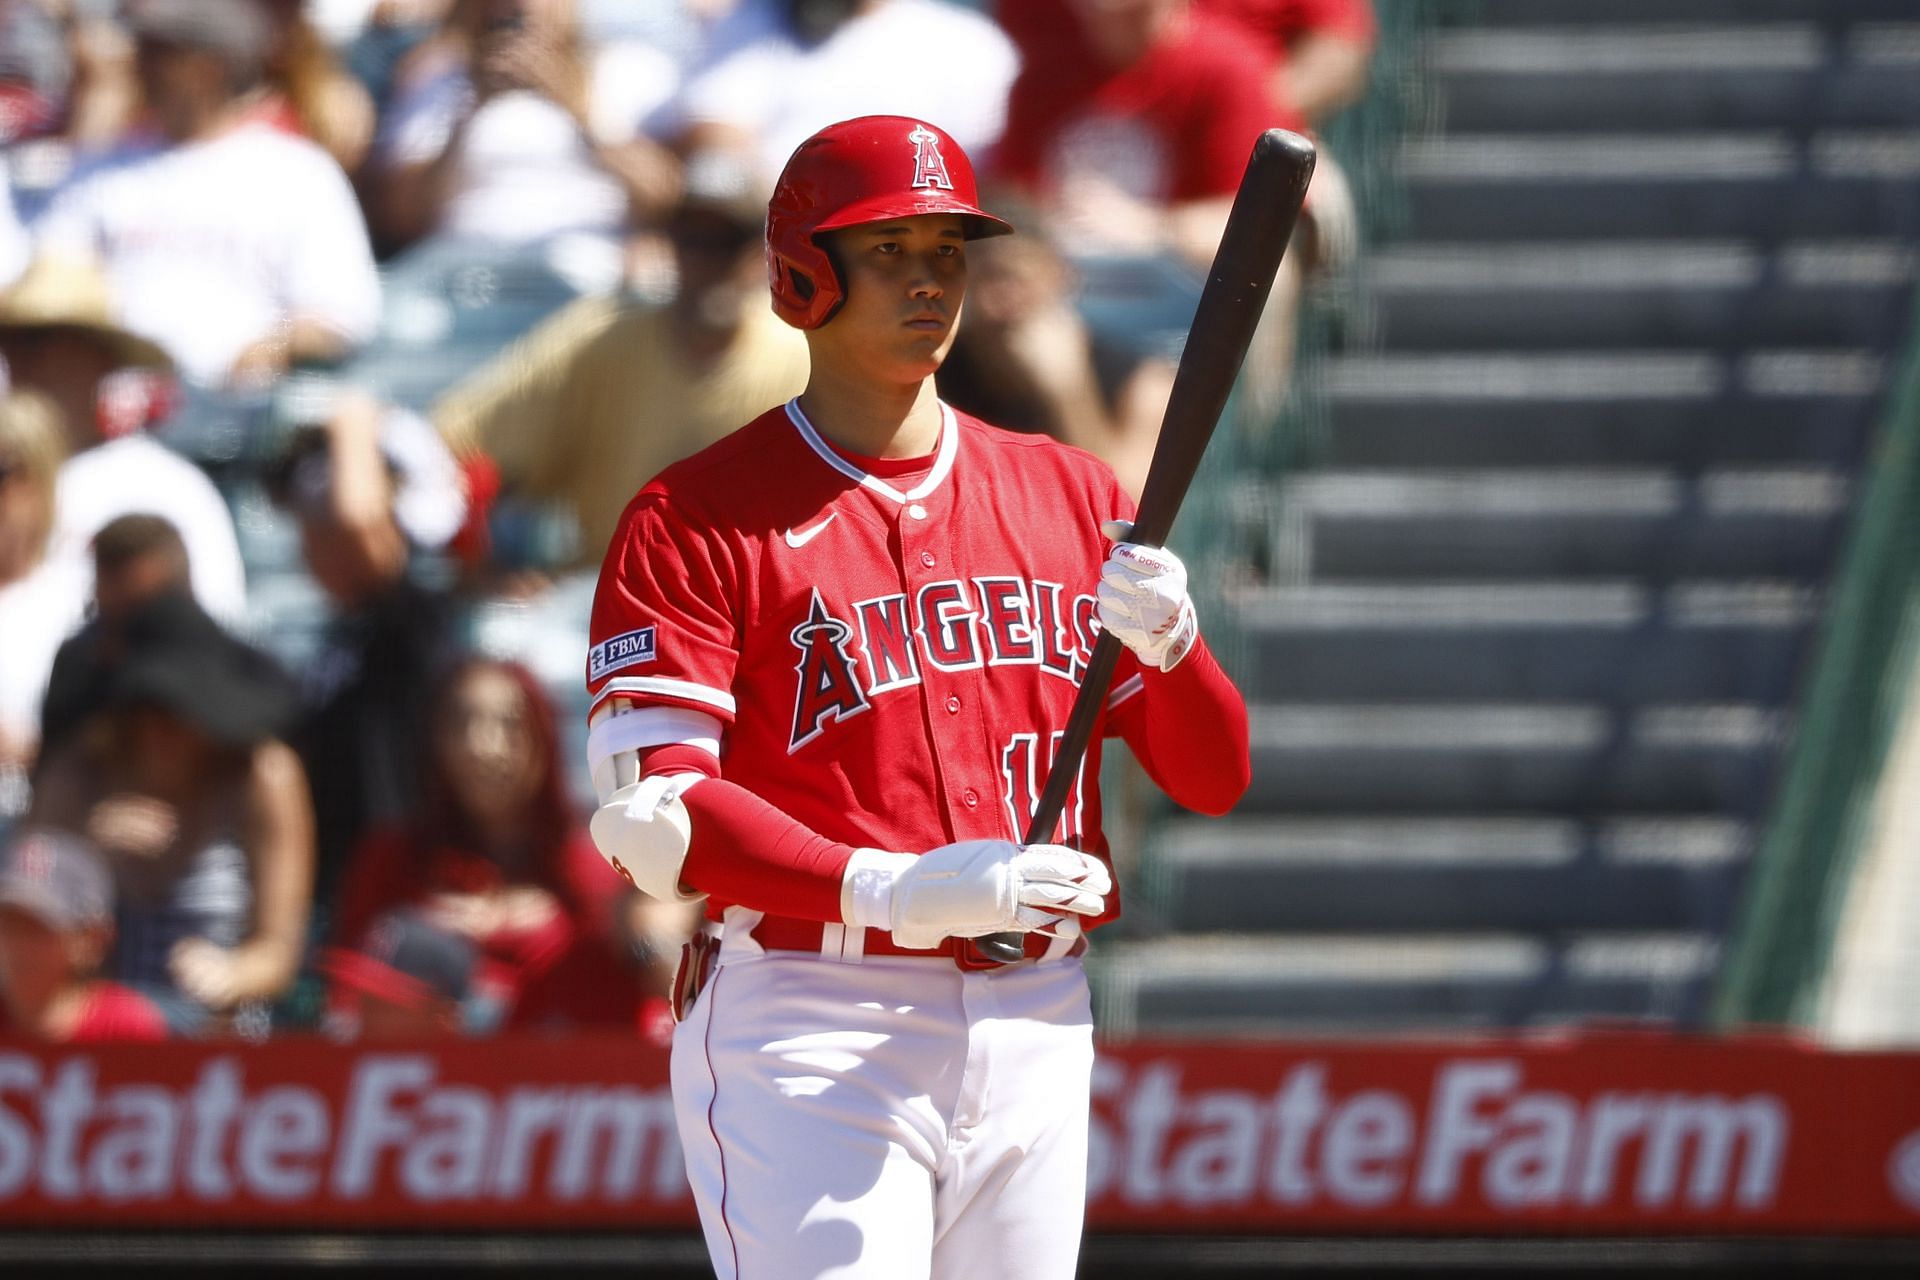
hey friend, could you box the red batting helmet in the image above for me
[766,115,1013,330]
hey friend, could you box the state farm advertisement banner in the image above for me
[1,1033,1918,1233]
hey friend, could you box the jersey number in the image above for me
[1001,731,1088,845]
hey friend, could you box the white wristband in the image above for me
[841,848,916,931]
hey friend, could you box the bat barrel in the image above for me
[972,128,1315,968]
[1133,128,1315,545]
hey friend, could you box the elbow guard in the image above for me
[589,772,708,903]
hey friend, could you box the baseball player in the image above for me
[585,116,1250,1280]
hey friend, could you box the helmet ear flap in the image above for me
[768,237,845,329]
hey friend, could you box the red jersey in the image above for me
[997,0,1375,65]
[332,824,627,1015]
[0,983,168,1042]
[589,400,1158,930]
[1197,0,1377,56]
[994,8,1300,204]
[74,983,169,1042]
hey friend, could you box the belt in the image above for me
[744,916,1083,970]
[671,919,1086,1022]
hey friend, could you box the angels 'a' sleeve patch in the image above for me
[589,626,658,681]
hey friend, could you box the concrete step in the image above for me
[1364,241,1917,351]
[1148,816,1750,934]
[1399,133,1920,241]
[1432,26,1920,133]
[1273,467,1848,579]
[1096,932,1719,1035]
[1232,581,1815,703]
[1457,0,1919,27]
[1243,702,1784,814]
[1319,351,1882,468]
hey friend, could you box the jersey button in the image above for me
[908,503,928,520]
[962,789,979,808]
[919,550,937,568]
[945,695,961,714]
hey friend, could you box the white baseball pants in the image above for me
[671,951,1095,1280]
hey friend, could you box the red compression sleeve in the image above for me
[1110,637,1252,816]
[640,744,857,922]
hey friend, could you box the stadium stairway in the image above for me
[1098,0,1920,1036]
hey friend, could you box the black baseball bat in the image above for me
[975,128,1317,964]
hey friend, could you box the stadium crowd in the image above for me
[0,0,1371,1043]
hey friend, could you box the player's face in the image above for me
[816,214,969,385]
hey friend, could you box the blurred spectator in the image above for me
[331,657,671,1030]
[669,0,1016,185]
[507,886,688,1044]
[32,0,382,388]
[38,513,192,763]
[433,149,808,572]
[0,0,74,148]
[369,0,681,257]
[322,907,473,1039]
[310,0,455,46]
[937,206,1174,498]
[255,0,379,173]
[0,827,168,1041]
[27,592,314,1035]
[995,0,1303,270]
[1197,0,1374,124]
[0,169,24,288]
[16,0,144,155]
[0,390,80,795]
[269,386,463,901]
[999,0,1375,128]
[0,253,248,624]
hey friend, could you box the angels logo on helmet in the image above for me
[908,125,955,192]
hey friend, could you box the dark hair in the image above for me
[414,656,576,888]
[92,514,188,577]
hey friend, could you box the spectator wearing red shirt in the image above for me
[323,909,475,1040]
[331,657,686,1030]
[0,828,167,1042]
[995,0,1301,270]
[999,0,1374,127]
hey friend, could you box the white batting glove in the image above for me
[840,840,1111,952]
[1096,519,1199,672]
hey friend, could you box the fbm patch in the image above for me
[589,626,658,681]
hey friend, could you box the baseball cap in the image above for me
[324,912,476,1012]
[0,829,113,931]
[126,0,273,69]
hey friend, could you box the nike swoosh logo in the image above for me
[784,514,837,549]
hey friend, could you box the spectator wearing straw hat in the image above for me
[0,252,246,625]
[0,827,169,1042]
